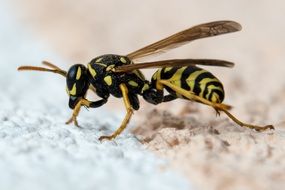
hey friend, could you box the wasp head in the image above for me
[66,64,89,109]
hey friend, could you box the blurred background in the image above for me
[1,1,285,190]
[4,0,284,123]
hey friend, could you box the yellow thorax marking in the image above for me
[69,84,77,96]
[96,57,103,63]
[104,75,112,86]
[95,57,107,67]
[128,80,138,87]
[120,57,127,64]
[106,64,115,72]
[76,67,81,80]
[96,62,107,67]
[88,63,97,77]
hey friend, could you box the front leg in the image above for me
[66,98,107,127]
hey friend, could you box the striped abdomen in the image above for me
[151,66,225,103]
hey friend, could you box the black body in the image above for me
[85,54,169,110]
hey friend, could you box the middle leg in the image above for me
[99,84,134,141]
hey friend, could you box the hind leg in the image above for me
[158,80,274,131]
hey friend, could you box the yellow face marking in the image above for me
[128,80,138,87]
[69,84,77,96]
[120,57,127,64]
[87,63,97,77]
[76,67,81,80]
[96,57,103,63]
[104,76,112,86]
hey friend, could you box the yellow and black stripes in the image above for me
[180,66,200,91]
[18,20,275,141]
[151,66,225,103]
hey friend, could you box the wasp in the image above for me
[18,21,274,141]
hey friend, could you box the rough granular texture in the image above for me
[133,105,285,190]
[11,1,285,189]
[0,5,191,190]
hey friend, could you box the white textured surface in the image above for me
[0,3,190,190]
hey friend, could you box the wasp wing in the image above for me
[127,20,241,60]
[114,59,234,73]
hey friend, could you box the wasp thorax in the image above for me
[66,64,89,109]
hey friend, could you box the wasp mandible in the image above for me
[18,21,274,141]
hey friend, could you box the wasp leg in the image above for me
[158,80,274,131]
[66,98,107,127]
[99,84,133,141]
[158,80,231,109]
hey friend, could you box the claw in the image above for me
[65,116,80,127]
[215,108,221,116]
[99,135,115,141]
[254,125,275,132]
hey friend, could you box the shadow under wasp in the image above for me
[18,20,274,141]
